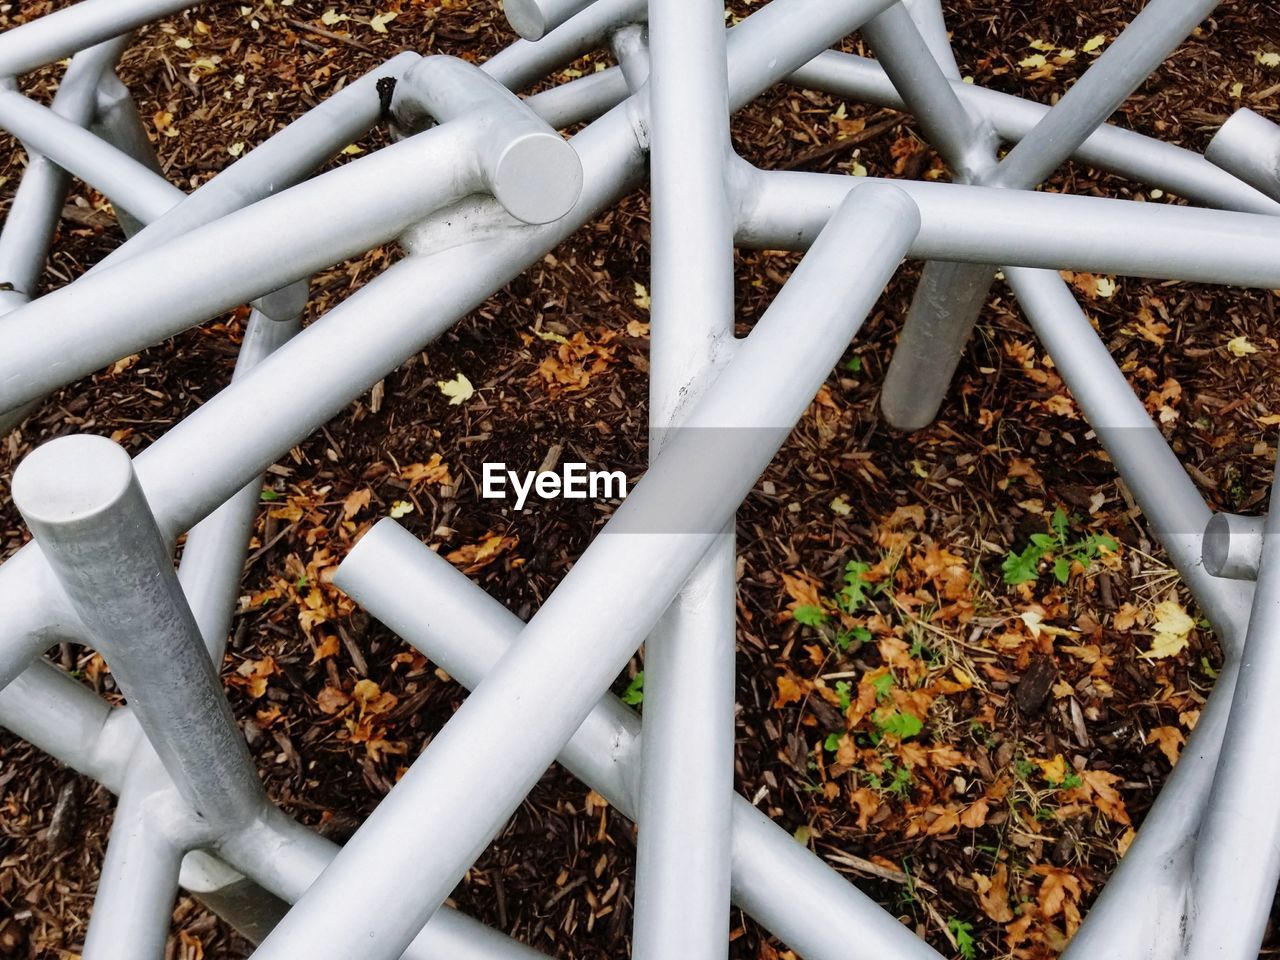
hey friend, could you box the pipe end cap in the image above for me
[12,434,135,527]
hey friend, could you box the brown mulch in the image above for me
[2,1,1280,958]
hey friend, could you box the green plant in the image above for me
[947,917,977,960]
[876,708,924,741]
[792,558,879,651]
[621,671,644,706]
[1002,506,1117,586]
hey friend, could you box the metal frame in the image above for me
[0,0,1276,957]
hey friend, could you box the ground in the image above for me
[1,0,1280,958]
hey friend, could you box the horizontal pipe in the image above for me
[737,168,1280,288]
[0,118,483,412]
[503,0,597,41]
[0,0,197,77]
[336,519,943,960]
[789,51,1280,216]
[483,0,646,91]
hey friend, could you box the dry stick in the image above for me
[286,19,377,56]
[780,112,902,170]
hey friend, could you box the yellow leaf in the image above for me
[1257,51,1280,68]
[320,8,348,24]
[437,372,474,405]
[311,634,341,664]
[227,141,245,157]
[1143,598,1194,659]
[1147,725,1185,765]
[341,143,365,155]
[389,500,414,519]
[1094,276,1117,298]
[369,11,397,32]
[1028,39,1055,52]
[829,495,853,516]
[632,282,651,310]
[1231,81,1244,98]
[1082,34,1107,53]
[1018,53,1047,69]
[1227,335,1258,357]
[1034,754,1069,784]
[174,36,193,49]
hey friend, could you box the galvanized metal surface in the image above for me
[0,1,1276,957]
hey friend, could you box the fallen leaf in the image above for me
[1147,725,1185,765]
[311,634,341,664]
[1082,34,1107,52]
[342,488,371,520]
[1143,598,1195,659]
[1228,335,1258,358]
[437,372,474,405]
[389,500,414,519]
[369,11,397,32]
[974,863,1013,923]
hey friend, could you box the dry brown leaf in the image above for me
[974,863,1014,923]
[1147,725,1185,765]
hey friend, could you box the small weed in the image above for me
[621,671,644,706]
[947,917,977,960]
[1002,506,1117,586]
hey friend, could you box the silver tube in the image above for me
[524,66,630,128]
[0,87,183,223]
[0,119,485,412]
[992,0,1221,189]
[789,51,1280,216]
[10,435,265,830]
[901,0,957,79]
[334,519,944,960]
[1205,107,1280,204]
[248,184,919,960]
[483,0,647,92]
[1185,473,1280,959]
[100,52,422,269]
[504,0,597,41]
[634,0,735,955]
[1203,512,1266,581]
[0,0,195,77]
[391,56,583,224]
[860,4,994,182]
[0,658,127,791]
[736,170,1280,288]
[81,760,184,960]
[1003,267,1252,648]
[216,808,551,960]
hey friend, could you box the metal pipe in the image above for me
[1185,467,1280,959]
[0,0,197,78]
[790,51,1280,215]
[81,758,185,960]
[334,519,945,960]
[1203,512,1266,581]
[10,435,266,831]
[524,66,630,128]
[247,183,918,960]
[483,0,647,92]
[0,118,486,412]
[1206,107,1280,204]
[504,0,598,41]
[390,56,583,224]
[736,169,1280,288]
[0,87,184,223]
[634,0,735,955]
[992,0,1222,190]
[859,4,995,182]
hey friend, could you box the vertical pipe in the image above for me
[634,0,735,956]
[1184,466,1280,959]
[11,435,265,830]
[80,760,184,960]
[880,0,1221,432]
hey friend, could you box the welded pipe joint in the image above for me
[391,55,583,224]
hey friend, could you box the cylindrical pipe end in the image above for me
[1203,511,1266,581]
[12,433,136,534]
[489,130,584,224]
[503,0,549,40]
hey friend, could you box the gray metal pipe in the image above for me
[1206,107,1280,204]
[10,435,265,831]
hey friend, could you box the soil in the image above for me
[2,1,1280,958]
